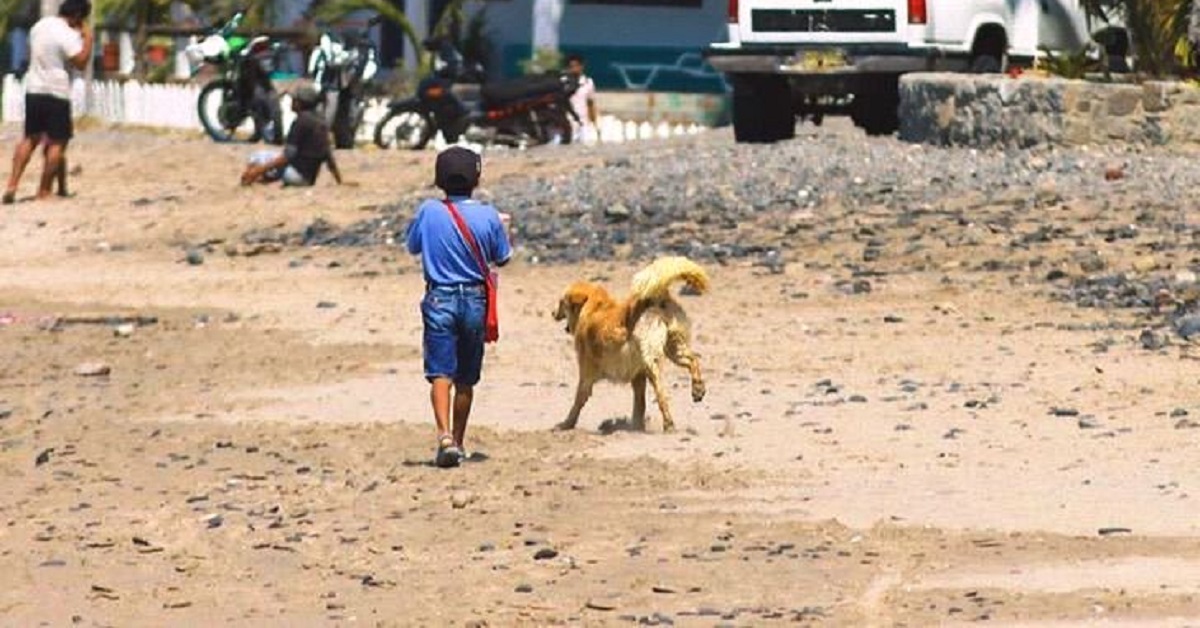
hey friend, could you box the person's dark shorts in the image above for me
[421,284,487,386]
[24,94,73,142]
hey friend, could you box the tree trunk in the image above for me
[133,0,149,78]
[1190,0,1200,45]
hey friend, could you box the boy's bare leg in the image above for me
[452,385,474,450]
[36,141,65,199]
[5,136,37,201]
[57,153,68,197]
[430,378,464,467]
[431,378,453,437]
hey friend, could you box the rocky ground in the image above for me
[3,119,1200,626]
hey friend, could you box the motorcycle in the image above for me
[308,16,381,149]
[374,39,578,150]
[186,12,284,144]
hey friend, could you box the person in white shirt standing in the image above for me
[565,54,599,144]
[3,0,93,204]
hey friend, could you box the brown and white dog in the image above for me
[552,256,709,433]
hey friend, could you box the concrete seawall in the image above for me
[899,73,1200,147]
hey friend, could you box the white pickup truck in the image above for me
[704,0,1097,142]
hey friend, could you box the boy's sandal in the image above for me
[435,434,460,469]
[2,191,14,205]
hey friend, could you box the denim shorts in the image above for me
[421,284,487,385]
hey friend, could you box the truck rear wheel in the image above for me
[850,78,900,136]
[732,75,795,144]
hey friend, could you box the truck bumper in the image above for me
[704,44,960,76]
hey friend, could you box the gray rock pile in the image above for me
[254,125,1200,331]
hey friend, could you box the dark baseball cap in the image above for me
[435,146,481,195]
[59,0,92,18]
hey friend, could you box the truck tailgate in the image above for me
[735,0,911,45]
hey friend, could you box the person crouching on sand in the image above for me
[240,83,342,187]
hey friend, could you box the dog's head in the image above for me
[553,282,601,334]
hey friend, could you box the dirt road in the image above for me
[2,126,1200,626]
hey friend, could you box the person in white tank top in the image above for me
[4,0,93,204]
[565,54,599,144]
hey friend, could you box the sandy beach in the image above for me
[3,123,1200,626]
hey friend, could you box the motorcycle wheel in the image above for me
[374,104,435,150]
[197,79,257,143]
[332,95,359,150]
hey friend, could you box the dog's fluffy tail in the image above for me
[630,256,710,304]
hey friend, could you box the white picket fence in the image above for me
[2,74,202,130]
[1,74,705,145]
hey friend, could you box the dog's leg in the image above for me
[645,367,676,433]
[668,333,706,403]
[556,377,594,431]
[631,373,647,430]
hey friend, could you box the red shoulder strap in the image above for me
[443,200,490,280]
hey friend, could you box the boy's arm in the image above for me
[405,208,424,255]
[491,211,513,267]
[587,84,599,125]
[585,79,600,142]
[67,23,93,71]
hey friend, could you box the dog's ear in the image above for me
[554,284,591,329]
[566,288,591,308]
[558,284,591,314]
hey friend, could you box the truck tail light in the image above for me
[908,0,927,24]
[727,0,738,23]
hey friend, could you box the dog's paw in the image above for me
[662,422,677,434]
[691,381,707,403]
[553,420,576,431]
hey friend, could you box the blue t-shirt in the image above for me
[406,196,513,285]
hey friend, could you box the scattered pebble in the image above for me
[73,362,111,377]
[451,490,475,509]
[586,598,619,611]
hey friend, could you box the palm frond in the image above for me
[0,0,22,38]
[1076,0,1200,76]
[431,0,470,38]
[202,0,277,28]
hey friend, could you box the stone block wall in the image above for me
[899,73,1200,147]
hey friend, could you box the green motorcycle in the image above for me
[186,12,283,144]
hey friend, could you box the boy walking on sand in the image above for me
[406,147,512,468]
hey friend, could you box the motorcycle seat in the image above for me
[481,74,564,107]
